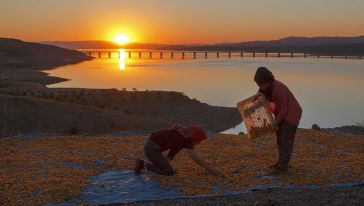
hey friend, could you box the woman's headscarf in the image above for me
[254,67,275,84]
[186,125,207,142]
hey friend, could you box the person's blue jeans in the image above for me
[144,139,174,176]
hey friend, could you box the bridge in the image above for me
[79,50,363,60]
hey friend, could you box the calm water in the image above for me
[46,55,364,133]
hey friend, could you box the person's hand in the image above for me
[253,93,262,101]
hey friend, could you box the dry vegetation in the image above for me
[0,82,241,136]
[1,130,363,205]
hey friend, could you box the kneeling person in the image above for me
[134,124,220,176]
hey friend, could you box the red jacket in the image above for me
[269,80,302,126]
[150,129,194,160]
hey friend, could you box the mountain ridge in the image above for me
[41,35,364,48]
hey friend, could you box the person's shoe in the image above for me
[134,159,145,174]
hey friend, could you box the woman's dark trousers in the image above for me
[276,120,298,171]
[144,139,174,176]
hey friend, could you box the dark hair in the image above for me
[254,67,275,83]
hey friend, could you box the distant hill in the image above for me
[41,40,121,50]
[40,40,172,50]
[0,84,241,136]
[177,36,364,55]
[43,35,364,56]
[0,38,92,69]
[215,36,364,48]
[0,38,92,85]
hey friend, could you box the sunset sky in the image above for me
[1,0,364,44]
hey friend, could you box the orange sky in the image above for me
[1,0,364,44]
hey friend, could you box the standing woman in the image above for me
[254,67,302,174]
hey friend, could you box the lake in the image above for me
[46,54,364,134]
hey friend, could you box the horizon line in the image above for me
[2,34,364,45]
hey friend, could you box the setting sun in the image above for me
[113,34,130,45]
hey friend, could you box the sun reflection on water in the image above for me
[118,49,127,70]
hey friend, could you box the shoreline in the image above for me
[0,40,241,136]
[1,79,362,137]
[1,39,362,136]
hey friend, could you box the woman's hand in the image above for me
[187,149,222,176]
